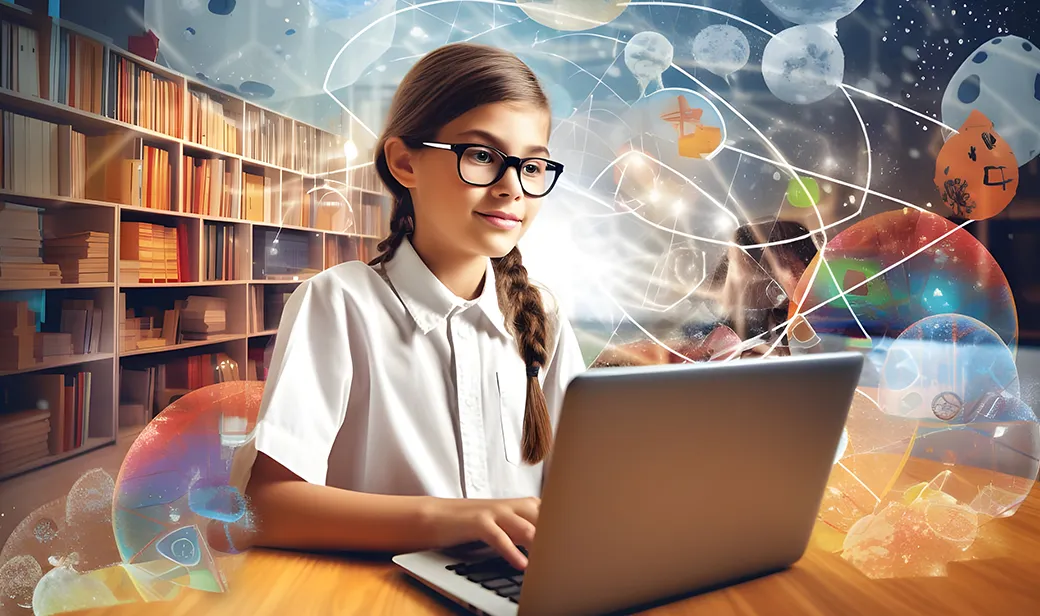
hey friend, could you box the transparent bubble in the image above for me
[516,0,627,32]
[0,555,42,609]
[691,25,750,78]
[625,32,675,96]
[760,0,867,25]
[762,24,846,105]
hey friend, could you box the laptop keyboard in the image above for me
[445,547,527,604]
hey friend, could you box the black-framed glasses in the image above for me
[406,139,564,198]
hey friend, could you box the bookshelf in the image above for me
[0,3,390,480]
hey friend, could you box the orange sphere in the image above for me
[934,109,1019,220]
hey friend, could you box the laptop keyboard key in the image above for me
[495,585,522,598]
[480,578,514,590]
[466,571,507,583]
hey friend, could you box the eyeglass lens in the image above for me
[459,146,558,196]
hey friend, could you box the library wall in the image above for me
[0,0,391,479]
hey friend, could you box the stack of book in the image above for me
[119,260,141,284]
[120,312,159,352]
[119,221,185,283]
[180,295,227,341]
[0,370,89,469]
[0,300,38,371]
[0,203,62,284]
[0,409,50,475]
[42,231,110,284]
[8,371,96,453]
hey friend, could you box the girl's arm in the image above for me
[243,451,540,570]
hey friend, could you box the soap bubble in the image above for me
[691,25,750,78]
[760,0,867,25]
[625,31,675,97]
[516,0,627,32]
[0,555,42,609]
[880,314,1019,423]
[31,564,123,616]
[762,24,846,105]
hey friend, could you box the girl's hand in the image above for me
[422,497,540,570]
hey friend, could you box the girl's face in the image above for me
[388,102,553,260]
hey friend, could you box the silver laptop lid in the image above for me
[518,352,864,616]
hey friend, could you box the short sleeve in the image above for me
[253,275,353,486]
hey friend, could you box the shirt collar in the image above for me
[383,237,512,339]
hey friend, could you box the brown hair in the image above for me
[368,43,554,465]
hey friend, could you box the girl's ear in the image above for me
[384,137,419,189]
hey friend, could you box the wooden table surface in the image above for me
[77,459,1040,616]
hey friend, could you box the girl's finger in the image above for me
[480,519,529,571]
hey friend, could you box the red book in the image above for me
[128,30,159,63]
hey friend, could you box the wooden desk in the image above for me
[79,460,1040,616]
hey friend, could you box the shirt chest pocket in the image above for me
[496,371,527,466]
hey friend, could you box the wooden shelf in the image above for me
[120,334,244,357]
[120,280,246,288]
[0,281,114,291]
[250,277,312,284]
[0,10,392,479]
[0,85,343,179]
[0,1,33,17]
[0,436,114,483]
[119,204,238,224]
[0,352,114,377]
[0,189,117,210]
[182,140,240,160]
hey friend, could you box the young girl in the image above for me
[234,43,586,571]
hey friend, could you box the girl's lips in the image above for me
[475,211,521,230]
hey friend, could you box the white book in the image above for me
[17,25,39,97]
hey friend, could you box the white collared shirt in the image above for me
[243,238,587,499]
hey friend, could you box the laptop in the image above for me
[394,352,864,616]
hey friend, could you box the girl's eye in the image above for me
[470,149,495,164]
[523,162,545,176]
